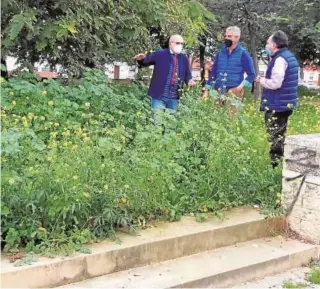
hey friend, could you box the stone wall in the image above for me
[282,133,320,244]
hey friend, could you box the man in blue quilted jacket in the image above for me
[203,26,256,99]
[256,30,299,168]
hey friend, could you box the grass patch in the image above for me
[282,281,307,288]
[307,267,320,284]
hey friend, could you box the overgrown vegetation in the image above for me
[1,70,320,257]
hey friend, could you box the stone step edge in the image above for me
[174,245,320,288]
[1,215,285,288]
[58,238,320,289]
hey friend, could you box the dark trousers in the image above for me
[264,110,293,167]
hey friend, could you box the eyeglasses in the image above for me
[172,42,184,45]
[225,35,233,38]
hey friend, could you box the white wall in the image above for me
[105,62,138,79]
[3,57,319,88]
[303,70,319,83]
[5,56,20,71]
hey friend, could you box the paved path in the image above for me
[236,267,320,288]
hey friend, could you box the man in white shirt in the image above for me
[256,31,299,168]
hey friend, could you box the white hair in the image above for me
[169,34,183,43]
[226,26,241,37]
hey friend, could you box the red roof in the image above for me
[304,65,320,72]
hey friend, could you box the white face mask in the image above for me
[173,44,183,54]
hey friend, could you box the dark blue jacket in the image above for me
[206,44,256,90]
[139,49,192,99]
[261,49,299,112]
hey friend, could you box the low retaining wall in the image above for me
[282,133,320,244]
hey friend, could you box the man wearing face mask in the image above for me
[256,30,299,168]
[134,34,195,113]
[203,26,256,99]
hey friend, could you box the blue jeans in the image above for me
[151,98,178,126]
[151,98,178,112]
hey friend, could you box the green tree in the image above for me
[201,0,320,90]
[1,0,214,76]
[275,0,320,77]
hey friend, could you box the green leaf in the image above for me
[9,15,25,41]
[1,206,10,216]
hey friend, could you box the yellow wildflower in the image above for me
[9,178,15,185]
[12,100,17,106]
[48,100,54,106]
[62,130,70,137]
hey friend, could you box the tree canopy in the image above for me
[1,0,214,75]
[2,0,319,78]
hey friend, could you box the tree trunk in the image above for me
[84,59,95,68]
[1,57,8,80]
[199,35,207,87]
[299,64,304,81]
[248,23,260,100]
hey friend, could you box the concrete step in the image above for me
[60,237,319,288]
[1,207,285,288]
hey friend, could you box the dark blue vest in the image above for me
[261,49,299,112]
[215,44,246,89]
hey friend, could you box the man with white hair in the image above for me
[203,26,256,99]
[134,34,195,113]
